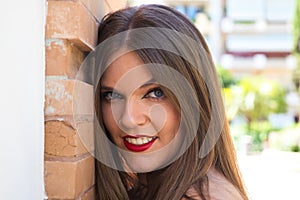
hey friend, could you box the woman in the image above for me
[93,4,248,200]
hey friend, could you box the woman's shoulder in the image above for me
[206,168,244,200]
[185,168,244,200]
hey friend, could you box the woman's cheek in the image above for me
[147,103,167,132]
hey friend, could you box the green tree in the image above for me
[216,65,239,121]
[226,76,288,151]
[216,65,237,88]
[237,76,287,123]
[293,0,300,92]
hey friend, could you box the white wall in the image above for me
[0,0,46,199]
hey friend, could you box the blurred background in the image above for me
[130,0,300,199]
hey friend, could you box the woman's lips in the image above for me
[123,135,157,152]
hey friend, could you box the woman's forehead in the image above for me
[101,52,154,90]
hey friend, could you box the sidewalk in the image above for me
[238,149,300,200]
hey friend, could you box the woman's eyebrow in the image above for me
[100,86,114,91]
[100,86,123,97]
[140,78,157,89]
[100,78,157,91]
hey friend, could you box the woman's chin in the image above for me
[122,151,179,173]
[124,155,162,173]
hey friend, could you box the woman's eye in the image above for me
[145,88,165,99]
[101,91,123,101]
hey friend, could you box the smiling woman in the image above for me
[90,4,249,200]
[100,51,181,173]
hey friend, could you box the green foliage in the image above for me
[216,65,237,88]
[237,76,287,122]
[293,0,300,54]
[293,0,300,91]
[224,76,288,152]
[291,145,300,152]
[223,86,243,121]
[224,76,287,123]
[246,121,278,152]
[237,77,287,151]
[269,124,300,152]
[216,65,239,121]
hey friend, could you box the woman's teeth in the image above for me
[125,137,155,145]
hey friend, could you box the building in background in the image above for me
[129,0,300,129]
[222,0,295,88]
[130,0,296,88]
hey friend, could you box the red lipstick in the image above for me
[123,135,157,152]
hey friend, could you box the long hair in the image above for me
[94,4,248,200]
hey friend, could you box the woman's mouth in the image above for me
[123,136,157,152]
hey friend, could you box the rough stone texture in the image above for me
[45,79,93,119]
[45,121,94,157]
[79,185,96,200]
[79,0,107,22]
[46,1,97,51]
[44,1,129,199]
[45,155,95,199]
[46,39,85,78]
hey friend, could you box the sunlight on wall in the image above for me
[0,1,46,199]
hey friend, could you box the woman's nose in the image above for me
[118,99,150,130]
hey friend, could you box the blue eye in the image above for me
[101,91,123,101]
[145,88,165,99]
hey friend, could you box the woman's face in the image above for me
[100,52,182,172]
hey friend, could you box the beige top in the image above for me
[185,168,245,200]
